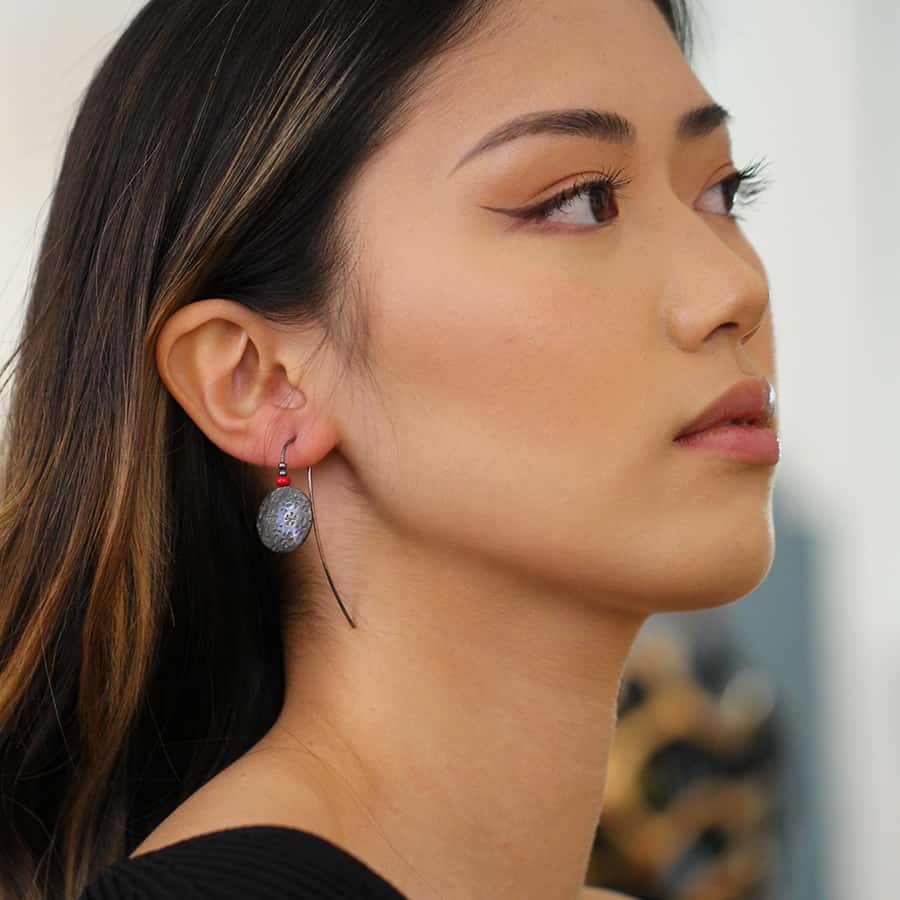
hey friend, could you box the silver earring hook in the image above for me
[280,435,295,468]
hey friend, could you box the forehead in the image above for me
[392,0,709,177]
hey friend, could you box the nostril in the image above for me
[707,321,741,343]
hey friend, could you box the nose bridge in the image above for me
[661,208,770,353]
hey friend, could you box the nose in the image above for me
[662,214,771,354]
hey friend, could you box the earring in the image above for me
[256,435,356,628]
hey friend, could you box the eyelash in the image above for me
[713,157,771,219]
[516,167,632,226]
[516,157,771,227]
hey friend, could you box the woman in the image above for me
[0,0,778,897]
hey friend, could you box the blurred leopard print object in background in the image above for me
[587,628,784,900]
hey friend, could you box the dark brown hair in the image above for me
[0,1,690,897]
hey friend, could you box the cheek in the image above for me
[363,229,669,571]
[747,305,776,374]
[735,242,775,373]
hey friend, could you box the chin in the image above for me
[654,517,776,613]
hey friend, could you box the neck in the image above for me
[265,523,647,900]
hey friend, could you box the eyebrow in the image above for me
[448,102,731,175]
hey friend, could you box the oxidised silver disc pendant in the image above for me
[256,486,313,552]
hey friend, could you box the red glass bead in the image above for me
[276,475,291,487]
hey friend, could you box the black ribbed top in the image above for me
[78,825,409,899]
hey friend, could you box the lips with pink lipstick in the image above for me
[673,376,780,465]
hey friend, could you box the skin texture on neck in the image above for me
[264,512,650,900]
[134,514,649,900]
[148,0,777,897]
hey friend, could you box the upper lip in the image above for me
[674,375,776,440]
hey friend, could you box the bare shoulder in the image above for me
[579,888,638,900]
[128,746,343,859]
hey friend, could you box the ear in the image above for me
[155,298,341,471]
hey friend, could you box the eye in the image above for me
[696,159,770,219]
[696,172,743,216]
[500,169,632,230]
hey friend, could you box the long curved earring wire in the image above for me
[307,458,357,629]
[265,436,355,628]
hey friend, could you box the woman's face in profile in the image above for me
[335,0,776,613]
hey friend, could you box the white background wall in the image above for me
[2,2,897,897]
[692,2,898,897]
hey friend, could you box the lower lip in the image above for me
[674,424,780,464]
